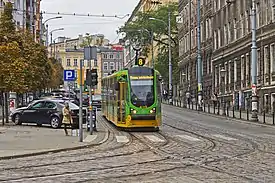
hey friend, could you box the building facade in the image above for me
[178,0,275,113]
[100,47,124,77]
[178,0,213,103]
[1,0,41,41]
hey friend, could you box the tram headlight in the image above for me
[150,108,156,114]
[131,108,137,114]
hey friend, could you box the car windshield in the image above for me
[93,95,101,100]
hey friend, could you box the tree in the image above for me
[80,33,105,47]
[48,58,64,89]
[119,2,179,84]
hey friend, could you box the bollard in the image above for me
[203,103,206,112]
[180,100,181,107]
[217,104,220,115]
[196,103,197,110]
[189,102,191,109]
[263,110,266,124]
[232,106,235,118]
[247,109,249,121]
[214,104,216,114]
[227,106,229,117]
[192,102,194,110]
[239,109,242,119]
[208,103,210,113]
[273,112,275,125]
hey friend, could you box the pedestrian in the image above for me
[62,102,72,136]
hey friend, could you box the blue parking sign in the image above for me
[64,70,76,81]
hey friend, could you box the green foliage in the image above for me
[119,2,179,84]
[80,33,105,47]
[0,2,62,93]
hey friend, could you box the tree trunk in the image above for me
[1,91,4,126]
[4,92,9,123]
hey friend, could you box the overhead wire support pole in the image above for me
[168,8,173,105]
[79,57,84,142]
[197,0,203,111]
[251,0,258,121]
[88,57,93,135]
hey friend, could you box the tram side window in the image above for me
[157,75,161,98]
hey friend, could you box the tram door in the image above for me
[118,82,126,124]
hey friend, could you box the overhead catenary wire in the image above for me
[0,6,130,19]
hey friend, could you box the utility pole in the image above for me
[151,30,154,68]
[50,32,53,57]
[79,57,84,142]
[251,0,258,121]
[168,9,173,105]
[88,57,94,135]
[46,24,49,46]
[39,12,43,44]
[197,0,203,111]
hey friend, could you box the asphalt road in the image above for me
[0,105,274,182]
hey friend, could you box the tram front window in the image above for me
[130,79,154,107]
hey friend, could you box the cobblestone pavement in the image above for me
[0,107,275,182]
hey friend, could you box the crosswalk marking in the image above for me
[144,135,165,142]
[213,134,237,141]
[177,135,201,142]
[116,135,129,143]
[83,135,97,143]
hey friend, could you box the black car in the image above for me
[10,99,86,129]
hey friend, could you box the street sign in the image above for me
[64,70,76,81]
[84,46,97,60]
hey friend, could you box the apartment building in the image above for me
[178,0,213,102]
[178,0,275,113]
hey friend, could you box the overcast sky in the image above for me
[41,0,139,43]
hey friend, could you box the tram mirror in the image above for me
[115,82,119,91]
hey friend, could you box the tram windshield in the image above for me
[129,67,155,107]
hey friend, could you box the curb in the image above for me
[0,129,109,161]
[163,104,275,129]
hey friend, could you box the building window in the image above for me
[191,29,194,48]
[73,59,78,67]
[110,62,115,70]
[240,14,244,37]
[217,28,221,47]
[257,49,261,82]
[66,59,71,66]
[246,54,250,86]
[224,24,227,45]
[109,54,114,59]
[271,44,275,75]
[214,30,217,49]
[256,3,260,28]
[241,56,245,85]
[87,60,91,67]
[264,46,269,83]
[94,59,98,67]
[233,18,237,40]
[228,22,231,42]
[80,59,84,66]
[103,62,108,71]
[272,3,275,22]
[103,54,108,59]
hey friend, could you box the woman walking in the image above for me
[62,102,72,136]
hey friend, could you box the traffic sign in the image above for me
[64,70,76,81]
[137,57,146,66]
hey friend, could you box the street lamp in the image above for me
[149,13,172,105]
[40,16,62,46]
[50,28,64,57]
[220,67,226,116]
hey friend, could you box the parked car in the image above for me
[92,94,102,110]
[10,99,87,129]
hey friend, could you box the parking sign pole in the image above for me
[79,61,83,142]
[88,60,93,135]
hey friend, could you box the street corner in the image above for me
[0,124,108,160]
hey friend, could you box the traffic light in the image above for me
[86,69,98,86]
[91,69,98,86]
[84,80,88,92]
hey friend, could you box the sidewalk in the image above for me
[0,122,107,159]
[164,100,274,125]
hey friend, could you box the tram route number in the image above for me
[137,57,146,66]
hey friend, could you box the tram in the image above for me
[101,64,162,130]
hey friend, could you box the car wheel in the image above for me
[50,116,60,129]
[14,114,22,125]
